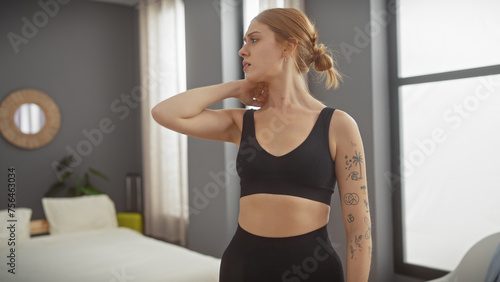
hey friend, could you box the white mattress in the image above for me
[0,227,220,282]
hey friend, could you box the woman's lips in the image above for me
[242,61,251,71]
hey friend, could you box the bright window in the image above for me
[393,0,500,278]
[243,0,285,32]
[398,0,500,78]
[400,75,500,271]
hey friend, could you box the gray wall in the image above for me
[184,0,230,257]
[0,0,141,218]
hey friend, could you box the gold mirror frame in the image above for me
[0,89,61,149]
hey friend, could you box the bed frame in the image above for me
[29,213,144,235]
[30,219,49,235]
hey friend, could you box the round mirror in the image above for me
[0,89,61,149]
[14,103,46,134]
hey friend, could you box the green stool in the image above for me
[117,212,143,233]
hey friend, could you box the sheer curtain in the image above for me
[139,0,188,246]
[259,0,304,10]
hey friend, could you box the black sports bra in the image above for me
[236,107,337,205]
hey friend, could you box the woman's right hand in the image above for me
[236,80,269,107]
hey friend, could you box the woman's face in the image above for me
[239,20,285,83]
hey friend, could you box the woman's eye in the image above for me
[251,38,258,43]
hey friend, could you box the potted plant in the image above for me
[45,155,109,197]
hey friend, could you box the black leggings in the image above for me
[220,224,345,282]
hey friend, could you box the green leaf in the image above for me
[47,156,110,198]
[89,168,109,181]
[83,185,104,195]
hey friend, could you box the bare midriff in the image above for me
[238,193,330,238]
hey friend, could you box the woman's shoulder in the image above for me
[223,107,251,130]
[329,108,360,135]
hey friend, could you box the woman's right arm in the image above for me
[151,80,267,144]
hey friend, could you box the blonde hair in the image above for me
[254,8,342,89]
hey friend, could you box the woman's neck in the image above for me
[262,73,313,112]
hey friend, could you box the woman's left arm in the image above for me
[330,110,372,282]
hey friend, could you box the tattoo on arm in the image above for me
[360,185,366,194]
[344,193,359,205]
[347,213,355,223]
[355,235,363,249]
[344,151,364,181]
[364,217,371,240]
[350,234,364,260]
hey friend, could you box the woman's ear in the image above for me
[283,38,298,57]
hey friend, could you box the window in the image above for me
[243,0,286,32]
[243,0,260,33]
[390,0,500,279]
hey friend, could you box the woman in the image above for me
[152,8,371,282]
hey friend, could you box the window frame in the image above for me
[387,0,500,279]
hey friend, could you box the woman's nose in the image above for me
[238,44,247,57]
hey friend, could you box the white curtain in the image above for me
[259,0,304,11]
[139,0,188,246]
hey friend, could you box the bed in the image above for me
[0,195,220,282]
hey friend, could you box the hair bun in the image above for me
[313,44,331,71]
[313,43,327,60]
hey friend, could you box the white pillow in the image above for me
[0,208,32,249]
[42,194,118,235]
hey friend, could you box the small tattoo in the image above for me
[351,141,357,147]
[364,217,371,240]
[344,155,352,170]
[344,193,359,205]
[350,244,356,259]
[345,151,364,181]
[347,213,355,223]
[355,234,363,248]
[360,185,366,194]
[364,199,369,212]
